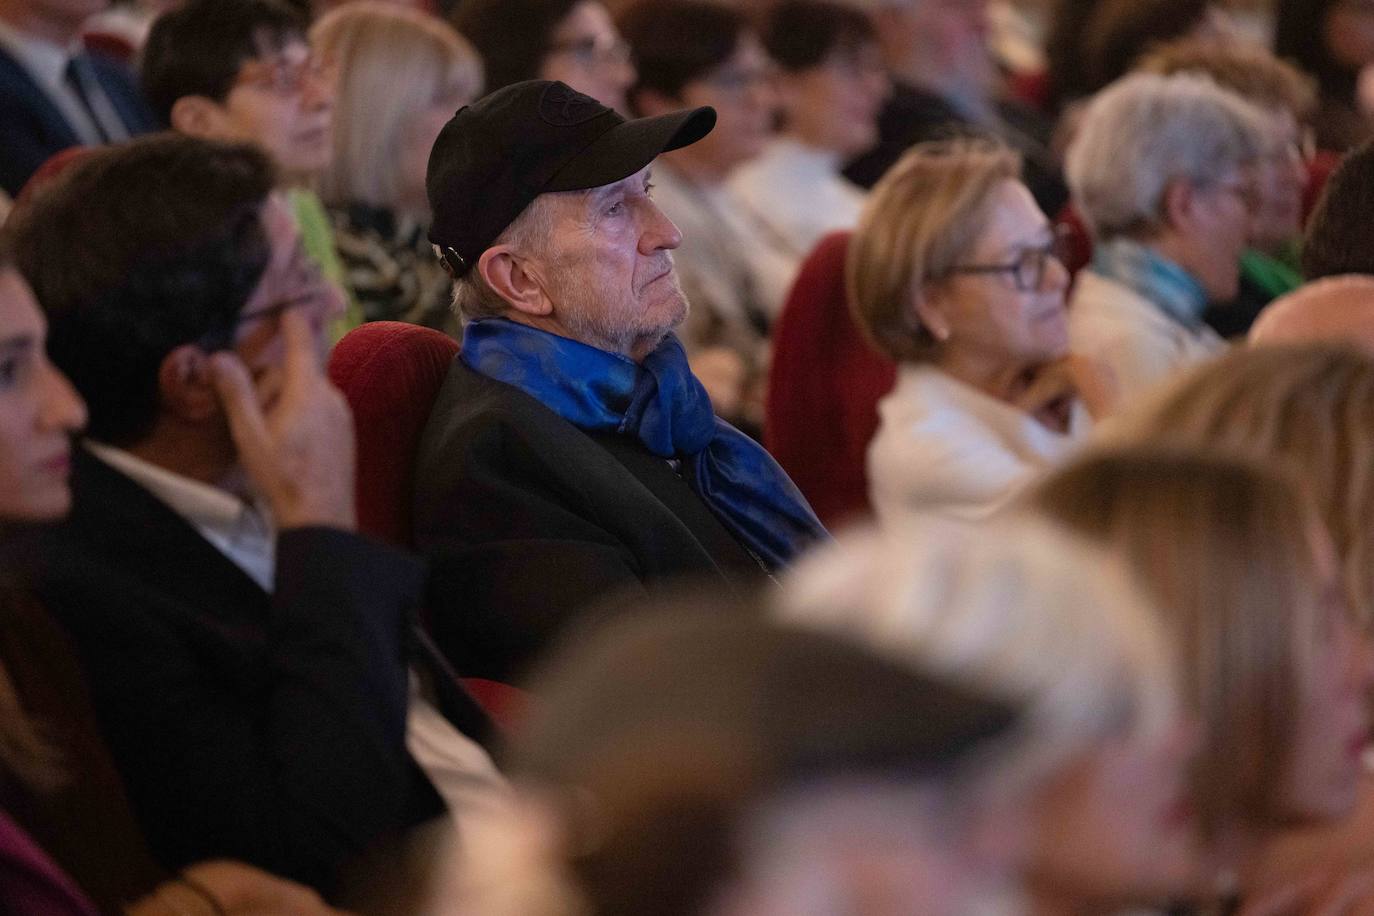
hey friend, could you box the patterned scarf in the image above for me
[461,319,828,569]
[1090,237,1208,329]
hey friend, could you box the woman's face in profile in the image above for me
[0,268,85,522]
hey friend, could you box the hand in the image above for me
[208,310,356,531]
[129,860,347,916]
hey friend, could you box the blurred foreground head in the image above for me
[462,608,1021,916]
[778,516,1197,912]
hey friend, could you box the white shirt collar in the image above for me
[85,441,277,591]
[0,17,81,92]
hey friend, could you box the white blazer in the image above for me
[868,365,1087,528]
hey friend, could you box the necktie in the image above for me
[64,56,111,144]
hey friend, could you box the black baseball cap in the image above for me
[426,80,716,278]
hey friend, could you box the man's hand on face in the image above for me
[207,309,357,532]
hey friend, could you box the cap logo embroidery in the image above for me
[539,82,604,127]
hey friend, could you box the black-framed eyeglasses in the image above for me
[946,227,1072,292]
[198,291,322,352]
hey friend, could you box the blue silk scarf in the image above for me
[461,318,828,570]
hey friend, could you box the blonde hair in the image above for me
[1138,37,1318,120]
[312,2,482,209]
[1033,447,1327,839]
[1110,343,1374,628]
[777,517,1178,792]
[847,138,1021,364]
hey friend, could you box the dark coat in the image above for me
[32,447,454,896]
[413,358,765,683]
[0,45,156,197]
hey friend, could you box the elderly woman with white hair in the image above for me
[1065,71,1270,411]
[777,516,1200,913]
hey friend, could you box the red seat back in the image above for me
[327,321,458,547]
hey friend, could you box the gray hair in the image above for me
[1065,71,1270,240]
[445,195,559,322]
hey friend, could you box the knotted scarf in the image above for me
[461,319,828,570]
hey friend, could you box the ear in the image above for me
[157,344,222,423]
[911,284,952,343]
[1160,177,1201,235]
[476,246,555,318]
[169,95,229,139]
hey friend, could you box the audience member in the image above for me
[849,139,1095,526]
[0,0,156,197]
[1302,138,1374,279]
[841,0,1068,218]
[619,0,781,430]
[1078,0,1225,97]
[1035,448,1373,911]
[312,1,482,334]
[726,0,888,302]
[1250,274,1374,352]
[1139,38,1315,337]
[0,228,353,916]
[1064,72,1268,410]
[779,517,1196,913]
[455,608,1024,916]
[142,0,360,335]
[6,134,501,898]
[452,0,635,112]
[1275,0,1374,152]
[1107,343,1374,630]
[416,80,827,682]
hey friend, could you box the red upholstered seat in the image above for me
[765,232,896,529]
[328,321,526,725]
[328,320,459,548]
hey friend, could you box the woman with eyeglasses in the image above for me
[850,137,1096,526]
[451,0,635,114]
[1063,72,1270,412]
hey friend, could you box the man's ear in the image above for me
[169,95,228,139]
[477,246,554,318]
[157,344,222,423]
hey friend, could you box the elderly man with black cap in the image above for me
[416,80,828,683]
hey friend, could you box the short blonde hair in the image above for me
[777,517,1178,792]
[1033,447,1327,840]
[847,138,1021,364]
[1109,343,1374,629]
[1138,37,1318,121]
[312,2,483,209]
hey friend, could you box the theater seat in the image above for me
[765,232,896,529]
[327,322,524,726]
[328,321,458,548]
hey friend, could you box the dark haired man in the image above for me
[8,134,498,897]
[0,0,156,195]
[416,80,828,683]
[142,0,356,332]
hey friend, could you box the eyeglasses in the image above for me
[946,228,1071,292]
[198,255,334,351]
[702,64,777,93]
[547,36,632,70]
[234,52,337,97]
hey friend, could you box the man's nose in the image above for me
[639,200,683,253]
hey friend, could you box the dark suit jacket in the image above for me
[844,81,1068,218]
[33,447,449,897]
[0,44,156,197]
[413,358,765,683]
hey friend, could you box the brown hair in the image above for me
[1112,343,1374,628]
[1033,447,1325,840]
[847,138,1021,364]
[1139,37,1318,120]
